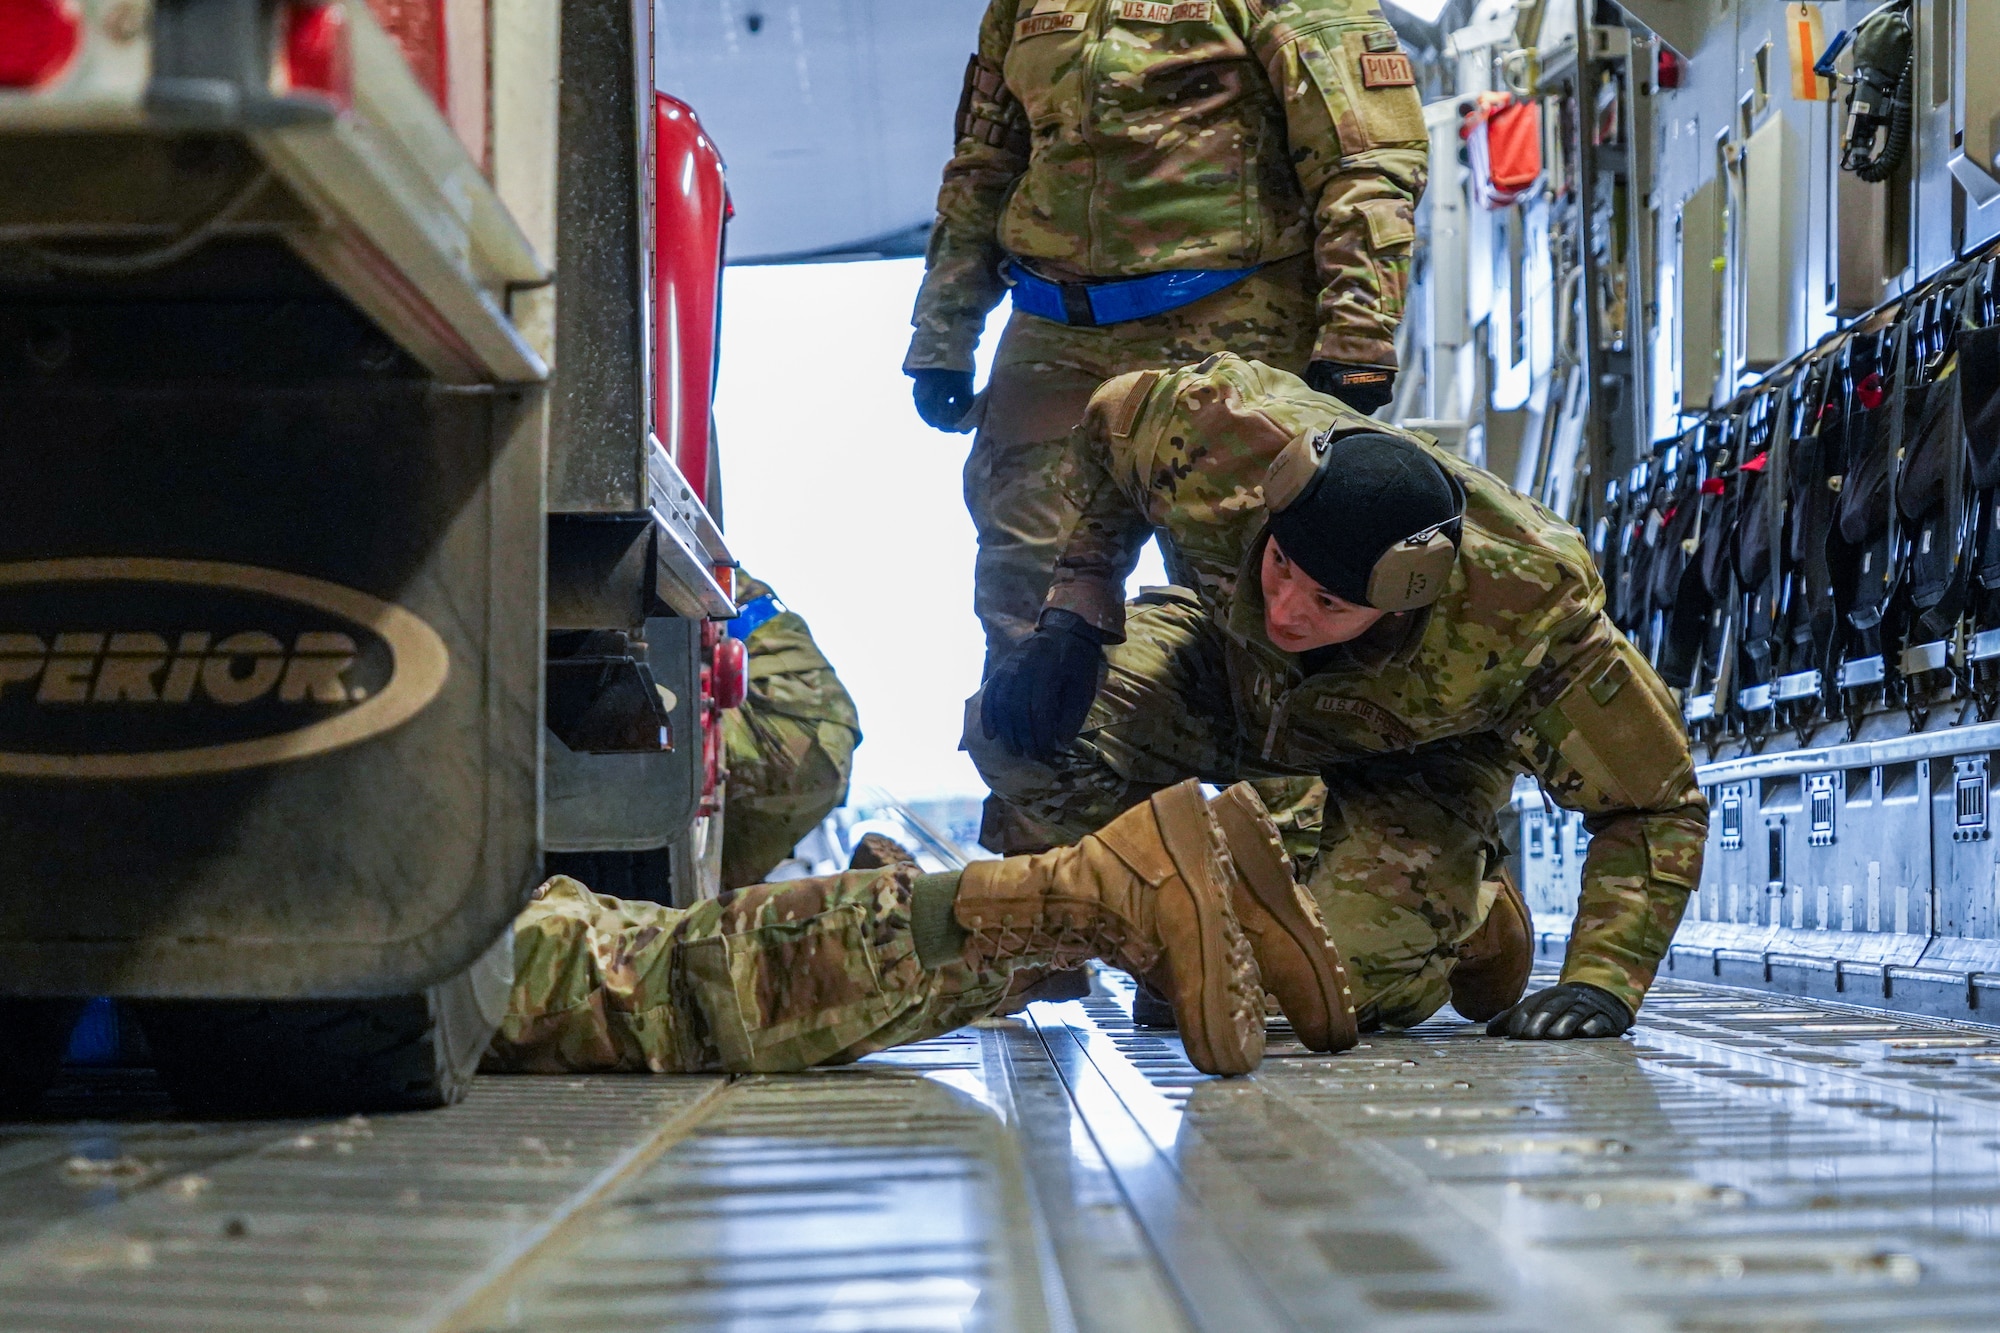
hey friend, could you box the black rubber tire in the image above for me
[134,931,512,1116]
[0,1000,84,1117]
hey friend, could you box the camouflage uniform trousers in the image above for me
[969,596,1515,1030]
[483,868,1012,1075]
[969,255,1322,853]
[966,253,1322,672]
[721,704,858,889]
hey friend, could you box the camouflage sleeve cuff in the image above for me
[905,238,1009,373]
[904,325,984,375]
[1556,810,1701,1016]
[903,349,978,375]
[1042,578,1127,642]
[1556,958,1648,1016]
[1313,330,1399,370]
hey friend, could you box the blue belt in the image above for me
[1002,259,1260,327]
[727,593,785,642]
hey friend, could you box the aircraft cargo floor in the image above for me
[6,968,2000,1332]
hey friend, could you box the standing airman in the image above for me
[907,0,1429,851]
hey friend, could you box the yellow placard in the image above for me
[1787,3,1832,101]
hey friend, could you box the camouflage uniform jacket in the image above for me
[1042,354,1708,1010]
[906,0,1430,374]
[733,572,862,738]
[721,572,863,887]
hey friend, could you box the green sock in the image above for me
[910,872,969,970]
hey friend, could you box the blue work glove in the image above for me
[980,610,1106,760]
[911,369,978,432]
[1487,982,1635,1039]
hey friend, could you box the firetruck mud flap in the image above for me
[0,376,545,999]
[13,970,2000,1329]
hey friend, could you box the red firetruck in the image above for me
[0,0,739,1111]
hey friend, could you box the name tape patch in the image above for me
[1359,51,1416,88]
[1311,695,1418,749]
[1116,1,1214,22]
[1017,10,1084,38]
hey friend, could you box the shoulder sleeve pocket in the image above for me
[1107,368,1165,438]
[1526,637,1696,814]
[1296,25,1427,154]
[1358,197,1416,250]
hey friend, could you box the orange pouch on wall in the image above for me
[1463,92,1542,209]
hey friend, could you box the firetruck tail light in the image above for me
[712,637,748,711]
[0,0,82,90]
[277,2,353,111]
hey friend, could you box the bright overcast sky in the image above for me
[714,258,1163,803]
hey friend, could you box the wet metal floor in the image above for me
[7,971,2000,1331]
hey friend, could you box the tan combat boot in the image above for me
[1209,783,1359,1053]
[955,779,1266,1075]
[848,832,917,871]
[1447,866,1533,1022]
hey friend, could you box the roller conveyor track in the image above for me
[9,971,2000,1331]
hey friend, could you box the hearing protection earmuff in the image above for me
[1264,428,1464,613]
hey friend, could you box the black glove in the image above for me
[980,610,1106,759]
[911,369,978,432]
[1486,982,1635,1040]
[1306,360,1396,415]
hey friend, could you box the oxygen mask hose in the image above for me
[1841,4,1912,183]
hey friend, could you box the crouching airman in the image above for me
[972,354,1706,1038]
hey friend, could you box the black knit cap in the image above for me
[1265,432,1460,607]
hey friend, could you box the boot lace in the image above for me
[969,901,1161,976]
